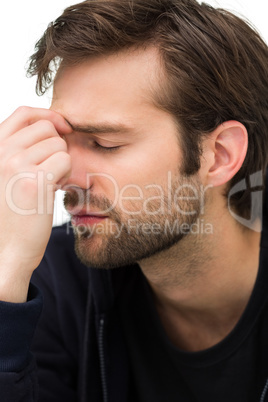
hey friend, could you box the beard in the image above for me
[64,174,202,269]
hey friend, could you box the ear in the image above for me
[201,121,248,187]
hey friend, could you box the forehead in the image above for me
[52,47,162,116]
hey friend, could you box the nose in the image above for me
[62,137,93,190]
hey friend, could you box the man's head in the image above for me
[50,49,204,268]
[28,0,268,219]
[27,0,268,267]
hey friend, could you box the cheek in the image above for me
[108,139,181,186]
[100,151,181,215]
[118,151,181,192]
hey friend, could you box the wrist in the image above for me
[0,271,32,303]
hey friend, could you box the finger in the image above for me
[39,151,72,184]
[21,136,68,166]
[4,119,61,153]
[0,106,71,140]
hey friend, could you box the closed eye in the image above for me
[93,141,122,152]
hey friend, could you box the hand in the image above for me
[0,106,72,302]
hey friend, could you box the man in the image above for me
[1,0,268,401]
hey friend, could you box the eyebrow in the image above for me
[64,118,132,135]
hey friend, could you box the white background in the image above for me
[1,0,267,225]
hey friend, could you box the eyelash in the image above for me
[93,141,121,152]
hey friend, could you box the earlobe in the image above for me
[203,121,248,187]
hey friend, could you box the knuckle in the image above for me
[56,137,68,151]
[14,106,32,116]
[48,136,68,152]
[38,119,54,130]
[36,120,56,134]
[58,151,72,168]
[8,156,21,173]
[46,109,58,119]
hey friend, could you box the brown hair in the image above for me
[27,0,268,218]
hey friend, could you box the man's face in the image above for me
[51,48,202,268]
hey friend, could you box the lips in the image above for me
[70,210,108,226]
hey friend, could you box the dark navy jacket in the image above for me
[1,213,268,401]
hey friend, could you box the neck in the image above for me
[138,212,261,351]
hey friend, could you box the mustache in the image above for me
[63,189,121,223]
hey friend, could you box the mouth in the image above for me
[70,210,109,226]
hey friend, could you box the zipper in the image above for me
[260,379,268,402]
[98,317,108,402]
